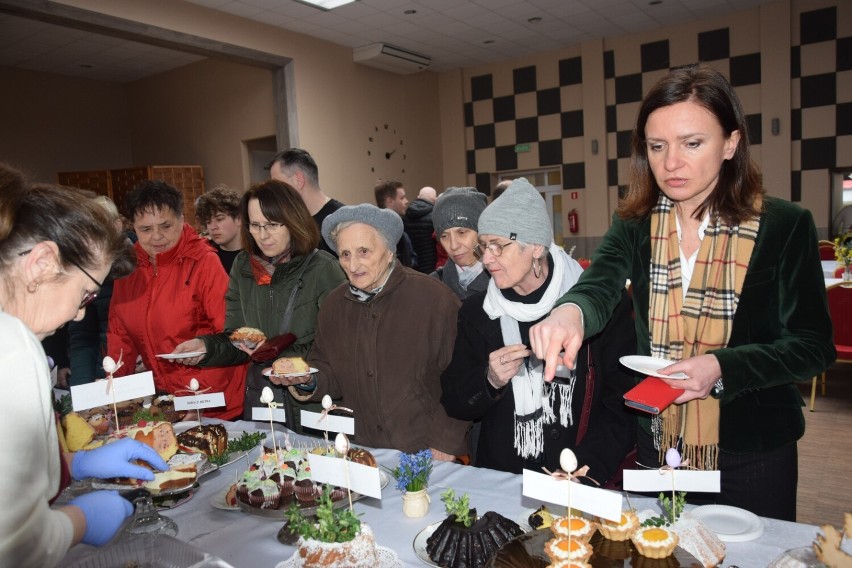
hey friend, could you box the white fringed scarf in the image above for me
[482,243,584,458]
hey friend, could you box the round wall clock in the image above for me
[367,123,406,177]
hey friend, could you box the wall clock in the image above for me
[367,123,406,177]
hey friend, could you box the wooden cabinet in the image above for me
[57,165,205,227]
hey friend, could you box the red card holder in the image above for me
[623,377,684,414]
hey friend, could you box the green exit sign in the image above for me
[514,143,531,153]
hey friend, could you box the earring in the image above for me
[532,256,541,278]
[27,282,39,293]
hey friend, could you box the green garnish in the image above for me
[53,394,73,417]
[285,486,362,542]
[208,432,266,466]
[641,491,687,527]
[441,488,474,528]
[132,408,156,423]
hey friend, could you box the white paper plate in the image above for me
[156,351,205,360]
[276,546,402,567]
[619,355,689,379]
[263,367,318,378]
[413,522,442,567]
[689,504,764,542]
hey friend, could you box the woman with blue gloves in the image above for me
[0,165,168,566]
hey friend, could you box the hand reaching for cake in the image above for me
[70,438,169,481]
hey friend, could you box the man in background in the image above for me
[492,179,512,201]
[195,185,242,274]
[269,148,343,254]
[374,179,416,267]
[405,186,438,273]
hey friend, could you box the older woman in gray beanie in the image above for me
[440,178,636,479]
[431,187,489,300]
[272,203,469,461]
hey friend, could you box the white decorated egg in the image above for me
[560,448,578,473]
[102,356,117,374]
[189,378,200,391]
[322,395,333,410]
[335,432,350,455]
[260,386,274,404]
[665,448,682,468]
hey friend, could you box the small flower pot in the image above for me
[402,488,430,518]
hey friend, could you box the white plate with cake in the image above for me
[92,452,217,497]
[156,351,205,360]
[263,367,318,378]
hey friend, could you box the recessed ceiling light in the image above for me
[294,0,357,10]
[483,39,495,44]
[404,9,417,15]
[649,0,662,4]
[528,16,543,24]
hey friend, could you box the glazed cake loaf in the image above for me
[177,424,228,457]
[297,523,378,567]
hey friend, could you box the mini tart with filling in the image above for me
[544,537,593,564]
[550,515,595,543]
[630,526,679,559]
[596,510,639,541]
[546,561,592,568]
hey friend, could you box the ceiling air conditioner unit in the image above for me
[354,43,430,74]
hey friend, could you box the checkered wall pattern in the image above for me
[791,5,852,203]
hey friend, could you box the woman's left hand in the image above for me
[430,448,455,462]
[659,354,722,403]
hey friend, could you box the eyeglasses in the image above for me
[68,260,103,309]
[474,241,515,258]
[18,249,102,309]
[248,222,284,234]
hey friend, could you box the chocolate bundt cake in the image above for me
[426,510,524,568]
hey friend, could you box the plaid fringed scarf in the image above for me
[648,194,760,470]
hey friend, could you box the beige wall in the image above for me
[127,58,274,192]
[0,65,133,182]
[52,0,445,206]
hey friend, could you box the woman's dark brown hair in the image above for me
[0,164,135,286]
[239,180,319,258]
[618,63,764,224]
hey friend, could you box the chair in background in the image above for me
[819,240,837,261]
[810,283,852,411]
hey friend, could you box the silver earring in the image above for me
[533,257,541,278]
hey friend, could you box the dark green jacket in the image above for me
[200,250,346,366]
[555,197,835,453]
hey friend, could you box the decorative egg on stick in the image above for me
[260,386,278,456]
[102,352,123,432]
[188,378,202,424]
[663,447,685,524]
[560,448,578,474]
[334,433,354,510]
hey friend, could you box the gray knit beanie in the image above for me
[477,177,552,246]
[321,203,403,254]
[432,187,488,236]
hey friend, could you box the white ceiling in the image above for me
[0,0,776,83]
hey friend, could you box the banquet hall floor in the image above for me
[797,364,852,527]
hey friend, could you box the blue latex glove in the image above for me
[71,438,169,481]
[70,490,133,546]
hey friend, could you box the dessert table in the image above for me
[61,420,822,567]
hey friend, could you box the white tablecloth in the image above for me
[61,421,821,567]
[823,260,839,278]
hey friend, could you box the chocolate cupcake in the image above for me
[294,478,317,503]
[330,486,347,502]
[250,479,281,509]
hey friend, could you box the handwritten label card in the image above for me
[307,454,382,499]
[300,410,355,435]
[522,469,623,522]
[251,406,287,422]
[174,392,226,411]
[623,469,720,493]
[71,372,155,412]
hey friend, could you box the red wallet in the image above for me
[623,377,684,414]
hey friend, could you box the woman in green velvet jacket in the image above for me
[173,180,346,427]
[530,64,834,521]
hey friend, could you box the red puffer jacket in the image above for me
[107,224,243,419]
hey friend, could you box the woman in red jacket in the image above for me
[107,180,242,419]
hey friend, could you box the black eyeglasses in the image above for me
[19,249,103,309]
[474,241,515,258]
[68,260,103,309]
